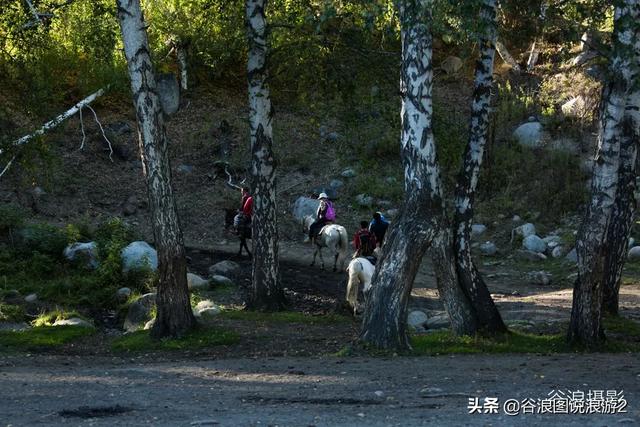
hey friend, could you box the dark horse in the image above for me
[224,208,252,258]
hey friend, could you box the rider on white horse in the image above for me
[308,192,335,244]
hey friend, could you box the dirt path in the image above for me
[1,354,638,426]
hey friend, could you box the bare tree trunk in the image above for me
[360,0,476,350]
[602,89,640,315]
[176,43,188,91]
[116,0,195,338]
[495,40,520,72]
[568,0,638,347]
[246,0,285,311]
[453,0,507,335]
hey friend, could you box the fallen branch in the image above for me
[0,87,108,179]
[495,40,521,73]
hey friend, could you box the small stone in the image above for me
[355,194,373,207]
[24,293,38,303]
[512,215,521,222]
[480,242,497,256]
[523,235,547,253]
[177,164,194,174]
[341,168,356,178]
[628,246,640,262]
[565,248,578,263]
[117,287,132,300]
[551,246,564,258]
[471,224,487,238]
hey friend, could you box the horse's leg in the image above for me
[333,252,339,272]
[237,237,243,257]
[311,247,317,267]
[318,247,325,270]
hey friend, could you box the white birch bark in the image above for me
[116,0,195,337]
[569,0,639,346]
[246,0,284,310]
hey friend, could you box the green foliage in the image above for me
[16,223,68,258]
[111,326,239,352]
[32,309,84,327]
[0,303,25,322]
[410,329,640,355]
[480,141,587,221]
[0,204,24,236]
[219,309,351,325]
[0,326,95,352]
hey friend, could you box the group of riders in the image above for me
[233,188,389,262]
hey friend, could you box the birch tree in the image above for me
[116,0,196,337]
[360,0,476,350]
[246,0,285,310]
[452,0,507,334]
[568,0,639,347]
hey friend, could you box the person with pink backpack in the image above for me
[308,192,335,243]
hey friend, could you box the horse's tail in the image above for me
[346,259,362,312]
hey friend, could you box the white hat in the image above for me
[318,192,328,199]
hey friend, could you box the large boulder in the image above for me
[513,121,544,148]
[121,241,158,273]
[156,73,180,115]
[123,293,156,332]
[292,196,320,222]
[471,224,487,238]
[440,56,463,74]
[480,241,498,256]
[210,275,234,287]
[208,260,240,279]
[513,223,536,240]
[523,235,547,253]
[425,313,450,330]
[194,300,222,319]
[628,246,640,262]
[187,273,210,290]
[407,310,429,331]
[63,242,99,269]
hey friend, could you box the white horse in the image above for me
[302,215,349,271]
[345,249,380,315]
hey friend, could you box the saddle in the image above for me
[365,256,377,266]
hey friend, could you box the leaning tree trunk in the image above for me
[116,0,195,338]
[452,0,507,335]
[246,0,285,311]
[360,0,476,350]
[602,83,640,315]
[568,0,638,347]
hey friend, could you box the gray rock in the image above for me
[121,241,158,272]
[440,56,463,74]
[513,223,536,239]
[194,300,222,319]
[123,293,156,332]
[341,168,356,178]
[292,196,320,222]
[355,194,373,207]
[407,310,429,331]
[426,313,450,330]
[551,246,564,258]
[523,235,547,253]
[480,241,498,256]
[513,121,544,148]
[63,242,99,269]
[516,250,547,262]
[628,246,640,262]
[187,273,210,290]
[329,179,344,189]
[117,287,132,300]
[542,235,562,247]
[512,215,521,222]
[177,164,194,174]
[53,317,94,328]
[32,186,46,197]
[471,224,487,238]
[24,293,38,303]
[385,209,399,218]
[156,73,180,115]
[565,248,578,263]
[210,275,234,287]
[528,271,552,286]
[208,260,240,279]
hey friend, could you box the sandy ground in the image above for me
[1,354,638,426]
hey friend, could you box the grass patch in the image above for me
[31,309,85,327]
[603,316,640,339]
[0,303,25,322]
[111,326,239,352]
[219,309,351,325]
[0,326,95,352]
[411,330,640,355]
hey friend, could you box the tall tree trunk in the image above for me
[116,0,195,338]
[568,0,638,347]
[453,0,507,335]
[602,86,640,315]
[359,0,476,350]
[246,0,284,311]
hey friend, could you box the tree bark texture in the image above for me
[453,0,507,335]
[116,0,195,338]
[360,0,476,350]
[246,0,285,311]
[568,0,639,347]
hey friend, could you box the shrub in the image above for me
[0,303,25,323]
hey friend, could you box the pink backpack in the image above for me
[325,201,336,221]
